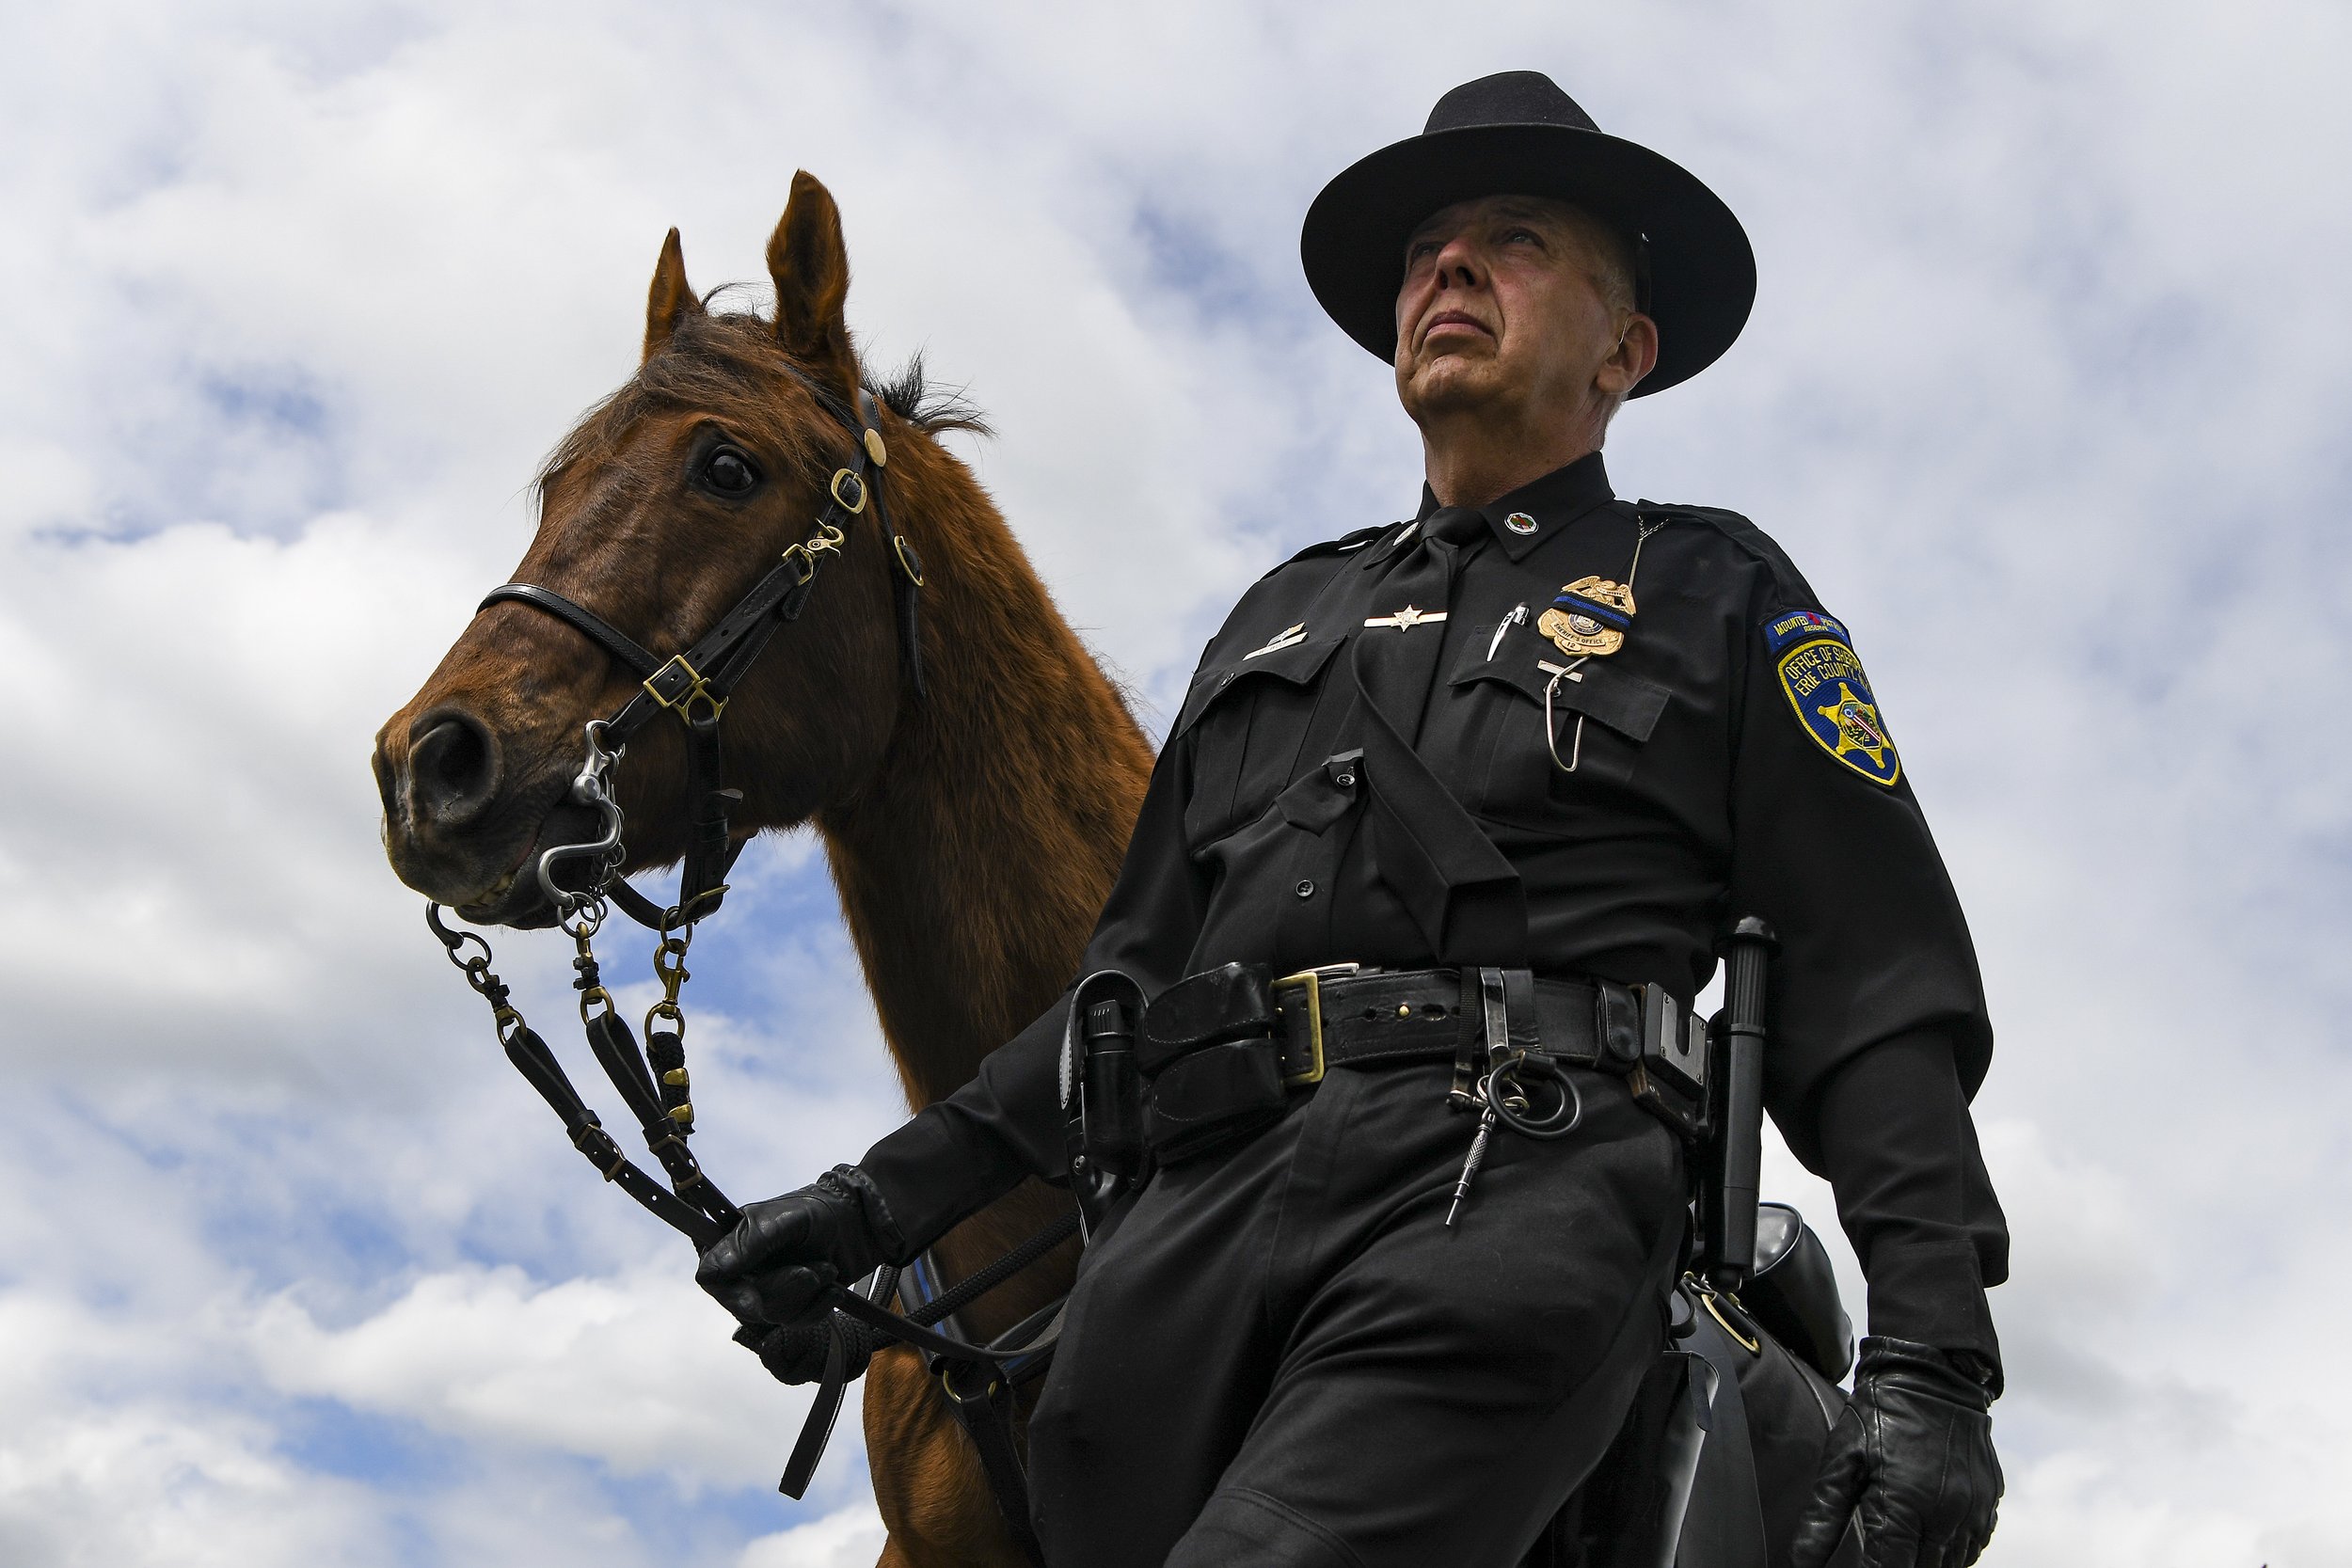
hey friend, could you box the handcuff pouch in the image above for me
[1627,980,1710,1143]
[1138,962,1276,1070]
[1137,962,1287,1163]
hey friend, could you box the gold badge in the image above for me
[1537,576,1636,657]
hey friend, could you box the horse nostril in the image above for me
[408,711,501,832]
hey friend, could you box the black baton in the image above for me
[1706,915,1776,1295]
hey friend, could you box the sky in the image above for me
[2,1,2348,1564]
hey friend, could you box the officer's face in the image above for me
[1391,196,1657,430]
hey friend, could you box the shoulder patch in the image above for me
[1765,610,1900,786]
[1762,609,1851,656]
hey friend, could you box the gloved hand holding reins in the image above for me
[1788,1337,2003,1568]
[696,1165,899,1384]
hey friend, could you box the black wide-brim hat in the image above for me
[1301,71,1756,397]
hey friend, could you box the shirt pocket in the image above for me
[1448,645,1671,823]
[1173,635,1348,846]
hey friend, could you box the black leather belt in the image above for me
[1130,962,1696,1164]
[1264,965,1640,1085]
[1136,963,1643,1086]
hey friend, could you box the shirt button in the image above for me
[1295,879,1315,899]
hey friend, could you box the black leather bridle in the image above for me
[479,383,926,934]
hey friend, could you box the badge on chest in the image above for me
[1537,576,1636,657]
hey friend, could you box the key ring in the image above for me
[1486,1052,1583,1141]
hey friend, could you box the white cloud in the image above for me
[247,1262,846,1495]
[3,0,2348,1562]
[0,1294,392,1568]
[740,1504,892,1568]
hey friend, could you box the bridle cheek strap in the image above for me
[879,471,927,703]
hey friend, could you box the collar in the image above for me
[1410,450,1616,562]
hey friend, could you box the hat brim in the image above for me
[1300,123,1756,397]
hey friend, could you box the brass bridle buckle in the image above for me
[828,467,868,514]
[644,652,725,722]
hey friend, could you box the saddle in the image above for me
[1528,1205,1860,1568]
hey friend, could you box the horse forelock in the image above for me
[532,309,990,523]
[532,310,836,512]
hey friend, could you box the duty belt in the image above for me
[1128,964,1641,1163]
[1256,965,1637,1084]
[1127,963,1707,1164]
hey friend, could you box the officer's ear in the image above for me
[1598,312,1660,403]
[768,171,858,396]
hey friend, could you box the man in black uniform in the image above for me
[701,72,2007,1568]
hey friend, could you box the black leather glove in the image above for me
[696,1165,899,1382]
[731,1311,875,1387]
[1789,1337,2003,1568]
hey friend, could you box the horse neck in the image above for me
[816,449,1152,1111]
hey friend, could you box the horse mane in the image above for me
[533,308,989,515]
[867,350,991,437]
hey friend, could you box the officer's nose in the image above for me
[1429,233,1484,291]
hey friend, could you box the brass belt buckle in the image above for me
[1273,964,1359,1086]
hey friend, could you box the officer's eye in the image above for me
[697,445,761,498]
[1502,227,1544,247]
[1406,239,1441,266]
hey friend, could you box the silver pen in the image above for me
[1487,602,1528,659]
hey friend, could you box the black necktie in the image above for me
[1359,506,1489,744]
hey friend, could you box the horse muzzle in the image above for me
[375,704,583,926]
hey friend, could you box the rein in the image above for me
[421,382,1055,1563]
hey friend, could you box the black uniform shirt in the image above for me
[864,452,2010,1365]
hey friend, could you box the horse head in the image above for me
[374,173,937,927]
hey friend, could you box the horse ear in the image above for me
[768,171,855,387]
[644,228,702,362]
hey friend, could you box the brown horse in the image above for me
[373,172,1153,1568]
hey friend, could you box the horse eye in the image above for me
[699,446,760,497]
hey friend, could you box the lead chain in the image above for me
[572,915,615,1022]
[429,903,528,1045]
[644,919,698,1133]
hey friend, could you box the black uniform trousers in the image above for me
[1025,1058,1688,1568]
